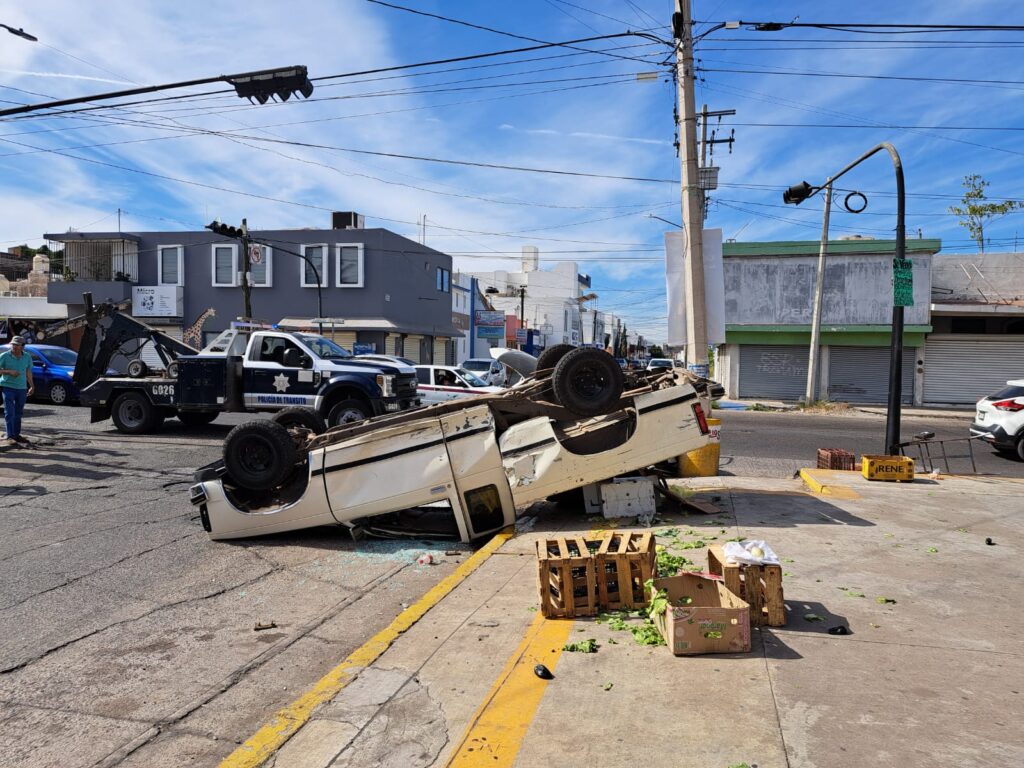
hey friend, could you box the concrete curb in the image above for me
[798,468,862,499]
[218,529,514,768]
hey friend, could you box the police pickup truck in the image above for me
[79,325,419,434]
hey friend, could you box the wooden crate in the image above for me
[535,532,655,618]
[706,544,785,627]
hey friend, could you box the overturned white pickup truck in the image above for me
[189,347,718,542]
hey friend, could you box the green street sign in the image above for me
[893,257,913,307]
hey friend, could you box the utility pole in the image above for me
[519,286,527,349]
[805,184,833,404]
[239,218,253,322]
[698,104,736,220]
[673,0,708,377]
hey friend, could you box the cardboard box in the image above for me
[652,574,751,655]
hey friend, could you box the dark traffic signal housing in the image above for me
[228,66,315,105]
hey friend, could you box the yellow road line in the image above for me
[444,612,574,767]
[799,468,861,500]
[220,529,514,768]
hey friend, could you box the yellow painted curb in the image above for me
[444,612,574,767]
[220,529,515,768]
[799,468,861,500]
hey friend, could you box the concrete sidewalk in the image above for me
[237,472,1024,768]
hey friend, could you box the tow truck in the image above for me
[71,293,419,434]
[189,346,722,543]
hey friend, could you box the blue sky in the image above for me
[2,1,1024,340]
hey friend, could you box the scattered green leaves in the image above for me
[602,682,614,691]
[656,549,692,577]
[563,638,599,653]
[876,596,897,605]
[956,527,968,533]
[645,579,669,618]
[927,547,939,553]
[781,557,795,564]
[845,590,865,598]
[629,620,666,646]
[703,630,723,639]
[678,539,708,549]
[527,606,537,612]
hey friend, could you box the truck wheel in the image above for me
[166,361,179,379]
[178,410,219,427]
[111,391,157,434]
[551,347,624,417]
[49,381,70,405]
[273,406,327,435]
[327,398,371,427]
[536,344,576,376]
[223,421,298,491]
[127,359,148,378]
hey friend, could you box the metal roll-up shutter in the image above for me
[738,345,809,400]
[924,335,1024,404]
[327,330,357,352]
[405,335,423,363]
[385,334,397,355]
[828,346,915,404]
[433,337,447,366]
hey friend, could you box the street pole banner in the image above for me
[664,228,726,349]
[893,257,913,307]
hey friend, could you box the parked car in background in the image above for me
[0,343,84,404]
[414,365,503,405]
[646,358,675,371]
[460,357,507,387]
[970,379,1024,460]
[615,358,628,370]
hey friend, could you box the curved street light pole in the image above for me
[250,240,324,335]
[783,142,906,455]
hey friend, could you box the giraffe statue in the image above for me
[183,307,215,349]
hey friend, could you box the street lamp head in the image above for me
[783,181,815,205]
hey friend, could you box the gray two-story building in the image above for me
[44,212,458,363]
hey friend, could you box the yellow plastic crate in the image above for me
[861,454,915,482]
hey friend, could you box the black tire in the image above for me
[1017,438,1024,462]
[111,391,157,434]
[223,420,298,491]
[551,347,625,417]
[48,381,71,405]
[127,359,148,378]
[326,398,372,428]
[166,361,179,379]
[273,406,327,435]
[536,344,576,376]
[178,410,219,427]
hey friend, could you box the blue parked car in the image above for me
[0,343,82,405]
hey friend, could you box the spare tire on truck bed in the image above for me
[535,343,576,376]
[551,347,624,417]
[223,420,298,492]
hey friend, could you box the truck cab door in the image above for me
[439,405,515,539]
[244,335,319,410]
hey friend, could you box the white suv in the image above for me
[970,379,1024,460]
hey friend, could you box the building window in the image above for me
[158,245,183,286]
[335,243,364,288]
[211,244,238,287]
[436,267,450,292]
[249,245,272,287]
[301,243,328,287]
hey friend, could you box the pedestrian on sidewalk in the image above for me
[0,335,34,445]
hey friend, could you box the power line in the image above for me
[365,0,666,64]
[544,0,602,35]
[721,122,1024,132]
[699,65,1024,92]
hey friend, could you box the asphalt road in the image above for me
[0,404,471,768]
[719,408,1024,479]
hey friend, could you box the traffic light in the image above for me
[782,181,815,205]
[206,219,249,239]
[228,66,314,105]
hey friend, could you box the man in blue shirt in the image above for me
[0,335,34,444]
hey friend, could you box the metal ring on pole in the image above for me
[843,191,868,214]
